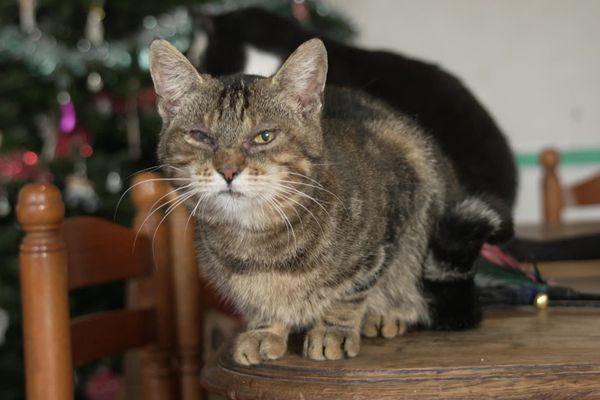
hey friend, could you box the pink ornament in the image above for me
[22,151,39,166]
[55,128,92,159]
[85,369,122,400]
[0,151,43,182]
[292,0,310,22]
[59,101,77,133]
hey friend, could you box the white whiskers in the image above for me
[257,192,297,248]
[114,176,193,220]
[132,182,195,250]
[284,171,347,211]
[149,188,200,261]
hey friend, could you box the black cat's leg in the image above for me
[233,320,290,365]
[423,276,481,330]
[303,300,366,360]
[425,196,511,330]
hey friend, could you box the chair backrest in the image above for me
[17,172,201,400]
[541,147,600,224]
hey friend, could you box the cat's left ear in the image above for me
[149,39,204,119]
[271,38,328,118]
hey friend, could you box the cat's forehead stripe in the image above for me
[216,76,252,123]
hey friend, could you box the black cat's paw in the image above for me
[437,197,503,246]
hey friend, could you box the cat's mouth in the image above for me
[218,189,244,198]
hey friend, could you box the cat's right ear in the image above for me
[149,39,203,119]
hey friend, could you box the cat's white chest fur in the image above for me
[228,271,329,327]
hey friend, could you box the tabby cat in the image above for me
[195,8,516,329]
[150,38,505,365]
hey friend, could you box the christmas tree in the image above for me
[0,1,354,398]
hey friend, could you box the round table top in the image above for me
[202,307,600,399]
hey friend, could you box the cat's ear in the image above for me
[271,38,328,118]
[149,39,203,119]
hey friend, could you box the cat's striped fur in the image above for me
[150,38,510,365]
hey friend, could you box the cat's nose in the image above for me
[213,149,246,184]
[218,167,239,184]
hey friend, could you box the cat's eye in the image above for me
[188,130,217,149]
[253,130,276,145]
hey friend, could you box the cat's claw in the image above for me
[303,327,360,360]
[362,314,407,338]
[233,330,287,366]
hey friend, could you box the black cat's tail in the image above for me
[424,196,513,330]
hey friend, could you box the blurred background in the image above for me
[1,0,599,399]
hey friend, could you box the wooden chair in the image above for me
[541,147,600,227]
[517,146,600,248]
[16,172,201,400]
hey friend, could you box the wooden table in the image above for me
[202,307,600,399]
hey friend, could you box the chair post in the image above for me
[541,147,563,224]
[130,172,178,400]
[169,194,202,400]
[17,183,74,400]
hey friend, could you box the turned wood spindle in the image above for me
[541,147,563,225]
[130,172,177,400]
[17,183,74,400]
[169,192,202,400]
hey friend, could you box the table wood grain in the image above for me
[202,307,600,399]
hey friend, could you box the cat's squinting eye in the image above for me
[253,130,276,145]
[188,130,217,148]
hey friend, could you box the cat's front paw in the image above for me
[362,313,407,338]
[233,330,287,366]
[303,327,360,360]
